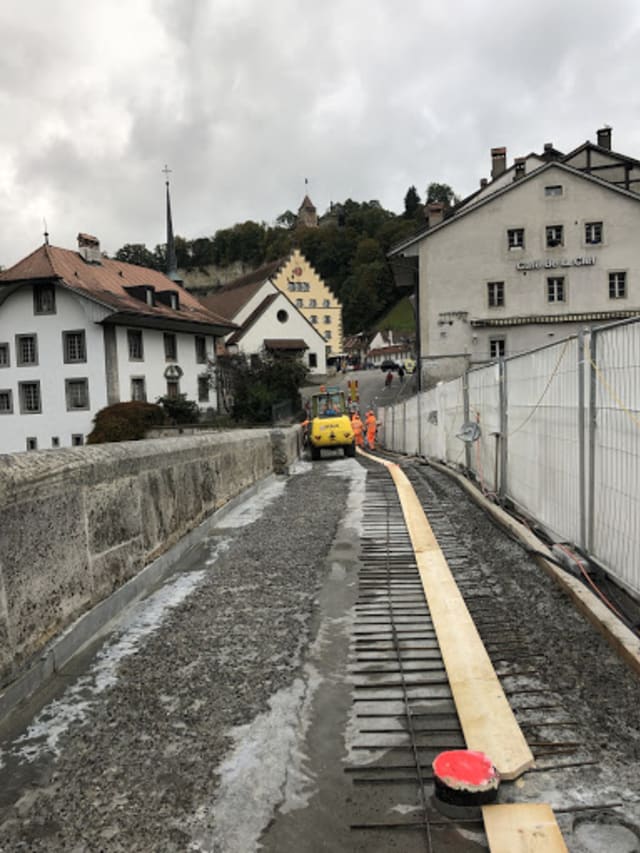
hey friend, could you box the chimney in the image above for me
[596,126,612,150]
[77,233,101,264]
[513,157,526,180]
[426,202,445,227]
[491,147,507,179]
[480,178,488,189]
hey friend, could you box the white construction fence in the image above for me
[378,317,640,600]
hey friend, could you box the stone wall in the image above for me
[0,428,301,687]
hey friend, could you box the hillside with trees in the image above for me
[113,184,456,335]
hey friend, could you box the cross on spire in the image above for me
[162,164,172,185]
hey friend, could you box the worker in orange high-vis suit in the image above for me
[365,409,377,450]
[351,411,364,448]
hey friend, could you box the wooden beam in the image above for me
[360,451,534,780]
[482,804,568,852]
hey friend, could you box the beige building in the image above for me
[270,248,343,357]
[390,127,640,382]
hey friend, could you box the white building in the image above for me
[0,234,234,453]
[199,260,329,374]
[389,127,640,382]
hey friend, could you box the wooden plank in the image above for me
[482,804,568,852]
[368,455,534,780]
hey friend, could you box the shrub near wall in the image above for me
[0,428,300,688]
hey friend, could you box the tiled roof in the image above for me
[197,258,285,320]
[0,243,235,332]
[264,338,308,350]
[226,293,279,345]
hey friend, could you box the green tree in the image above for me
[114,243,160,269]
[403,186,421,218]
[156,393,201,424]
[218,352,308,423]
[276,210,297,229]
[426,182,459,208]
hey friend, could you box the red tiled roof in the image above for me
[0,243,235,332]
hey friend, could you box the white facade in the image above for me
[227,285,328,374]
[0,237,233,454]
[0,286,110,453]
[392,159,640,382]
[113,326,215,408]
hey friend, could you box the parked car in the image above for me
[380,360,399,371]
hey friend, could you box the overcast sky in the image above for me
[2,0,640,267]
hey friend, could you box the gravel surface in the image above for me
[0,461,353,852]
[2,452,639,853]
[404,459,640,848]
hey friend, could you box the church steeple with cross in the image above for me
[163,164,180,282]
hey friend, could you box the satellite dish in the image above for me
[457,421,481,443]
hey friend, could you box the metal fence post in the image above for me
[462,368,471,472]
[577,329,587,550]
[403,401,407,454]
[587,330,598,553]
[499,357,508,500]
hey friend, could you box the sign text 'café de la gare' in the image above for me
[515,256,597,272]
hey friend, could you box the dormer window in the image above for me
[155,290,180,310]
[34,283,56,314]
[124,285,157,306]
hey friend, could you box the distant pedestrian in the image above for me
[385,370,393,389]
[398,365,405,384]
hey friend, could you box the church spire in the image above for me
[163,164,179,281]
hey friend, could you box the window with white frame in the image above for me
[63,330,86,363]
[0,343,9,367]
[585,221,603,245]
[65,378,89,410]
[489,338,506,359]
[609,271,627,299]
[0,389,12,413]
[19,381,41,413]
[309,353,317,368]
[127,329,143,360]
[72,434,84,446]
[545,185,563,197]
[309,298,317,307]
[131,377,147,401]
[310,315,318,324]
[507,228,524,249]
[26,437,38,451]
[487,281,505,307]
[322,299,330,308]
[33,283,56,314]
[546,224,563,247]
[16,334,38,365]
[51,436,60,448]
[324,315,331,324]
[324,331,332,340]
[547,276,566,302]
[295,298,303,307]
[164,332,177,361]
